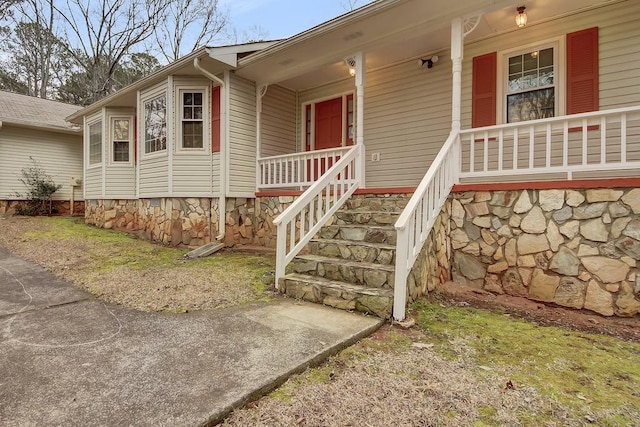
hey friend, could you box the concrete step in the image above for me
[309,238,396,265]
[319,224,397,245]
[344,195,409,213]
[279,273,394,318]
[334,210,400,226]
[293,254,395,289]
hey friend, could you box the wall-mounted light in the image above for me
[345,57,356,76]
[515,6,527,28]
[418,55,439,69]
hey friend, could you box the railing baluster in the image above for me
[600,117,606,165]
[546,122,551,168]
[563,121,569,169]
[513,128,518,171]
[498,129,503,171]
[483,131,489,172]
[470,133,475,173]
[529,126,534,170]
[621,114,627,163]
[582,118,588,165]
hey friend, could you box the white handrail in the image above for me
[459,106,640,180]
[258,146,352,189]
[273,144,363,285]
[393,130,460,321]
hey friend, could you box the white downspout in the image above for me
[194,57,227,241]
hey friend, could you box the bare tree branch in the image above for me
[53,0,168,102]
[153,0,228,62]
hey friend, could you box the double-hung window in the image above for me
[88,121,102,165]
[181,91,204,149]
[144,94,167,154]
[506,46,556,123]
[112,118,131,163]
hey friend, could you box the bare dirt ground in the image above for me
[438,281,640,342]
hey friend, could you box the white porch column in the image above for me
[355,51,366,187]
[451,17,464,132]
[255,84,267,190]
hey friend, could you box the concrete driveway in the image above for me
[0,246,382,426]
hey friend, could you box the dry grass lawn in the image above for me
[2,215,639,426]
[0,216,275,312]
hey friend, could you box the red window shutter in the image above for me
[472,52,497,127]
[567,27,599,114]
[211,85,221,153]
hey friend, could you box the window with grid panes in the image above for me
[112,119,130,162]
[506,47,555,123]
[89,121,102,165]
[181,91,204,149]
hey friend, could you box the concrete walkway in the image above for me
[0,246,382,426]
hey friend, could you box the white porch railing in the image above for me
[393,130,460,321]
[459,106,640,180]
[392,106,640,321]
[258,146,353,189]
[273,144,364,284]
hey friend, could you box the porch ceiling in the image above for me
[236,0,619,92]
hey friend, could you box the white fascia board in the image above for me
[206,41,280,67]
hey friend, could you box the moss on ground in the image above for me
[410,299,640,424]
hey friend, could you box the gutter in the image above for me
[194,57,226,242]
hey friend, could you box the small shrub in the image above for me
[13,157,62,216]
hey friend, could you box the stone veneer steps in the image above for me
[278,195,408,318]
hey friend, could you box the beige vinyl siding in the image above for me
[139,155,169,196]
[172,153,213,195]
[228,73,257,196]
[0,126,83,200]
[461,0,640,128]
[260,84,296,157]
[295,63,451,188]
[139,82,169,197]
[211,152,221,194]
[84,167,101,199]
[363,56,452,188]
[104,109,136,198]
[171,79,214,196]
[459,1,640,182]
[104,168,135,198]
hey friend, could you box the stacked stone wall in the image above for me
[450,188,640,317]
[407,202,452,303]
[1,199,85,216]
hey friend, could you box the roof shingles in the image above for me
[0,91,81,131]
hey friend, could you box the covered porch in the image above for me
[237,0,640,320]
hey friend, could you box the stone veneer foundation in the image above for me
[85,197,258,247]
[1,200,85,216]
[450,187,640,317]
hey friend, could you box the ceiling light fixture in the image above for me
[515,6,527,28]
[345,57,357,76]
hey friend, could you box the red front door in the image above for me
[314,97,343,150]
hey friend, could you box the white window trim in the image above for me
[86,117,103,169]
[140,86,168,159]
[176,86,209,154]
[109,116,134,166]
[301,91,355,151]
[497,36,565,124]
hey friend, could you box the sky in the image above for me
[221,0,374,41]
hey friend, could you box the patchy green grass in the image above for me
[5,216,276,312]
[410,299,640,425]
[222,300,639,426]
